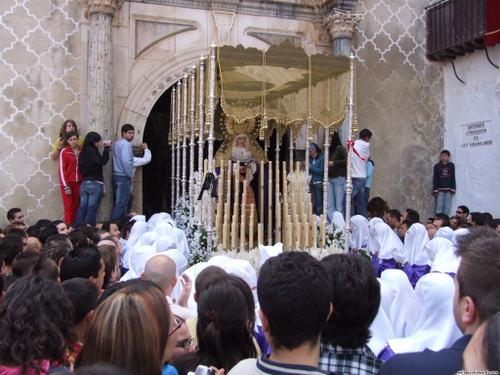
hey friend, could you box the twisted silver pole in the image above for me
[189,65,196,221]
[197,56,206,227]
[323,127,330,221]
[206,43,217,257]
[305,125,310,178]
[275,132,280,162]
[344,54,355,250]
[171,87,176,216]
[176,81,182,203]
[182,75,188,197]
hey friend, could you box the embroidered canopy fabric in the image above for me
[217,40,351,139]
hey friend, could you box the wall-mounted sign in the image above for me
[460,121,493,148]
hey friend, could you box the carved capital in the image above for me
[324,9,362,39]
[313,20,331,44]
[79,0,124,19]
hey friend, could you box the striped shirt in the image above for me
[227,355,326,375]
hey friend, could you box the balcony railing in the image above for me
[426,0,486,61]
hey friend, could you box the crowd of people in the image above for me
[0,198,499,375]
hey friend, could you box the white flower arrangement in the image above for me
[323,222,346,253]
[175,192,218,267]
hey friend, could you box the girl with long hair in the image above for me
[59,131,82,225]
[73,132,111,227]
[307,143,325,216]
[327,132,346,224]
[75,281,178,375]
[52,119,84,160]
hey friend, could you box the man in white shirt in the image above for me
[344,129,371,218]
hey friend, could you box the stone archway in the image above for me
[118,49,208,139]
[117,49,207,215]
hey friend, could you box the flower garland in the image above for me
[175,173,218,266]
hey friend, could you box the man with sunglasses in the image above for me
[455,205,469,220]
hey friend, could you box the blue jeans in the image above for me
[364,187,371,209]
[310,183,323,216]
[327,176,345,224]
[436,191,452,215]
[343,177,367,218]
[111,175,132,220]
[73,181,104,227]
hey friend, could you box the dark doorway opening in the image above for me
[142,86,172,219]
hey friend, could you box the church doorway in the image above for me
[142,86,172,219]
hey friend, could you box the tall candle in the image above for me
[222,219,228,251]
[304,221,309,250]
[249,203,255,250]
[268,165,273,245]
[295,215,300,250]
[234,161,240,226]
[258,223,263,245]
[240,215,246,252]
[276,201,281,243]
[204,159,208,176]
[260,161,264,226]
[231,219,237,250]
[287,220,293,251]
[282,161,287,203]
[215,161,224,239]
[227,162,232,212]
[275,160,280,196]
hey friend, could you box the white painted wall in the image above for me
[444,44,500,217]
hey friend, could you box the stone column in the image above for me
[81,0,124,222]
[324,8,361,145]
[324,9,361,57]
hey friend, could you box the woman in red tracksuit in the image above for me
[59,131,82,225]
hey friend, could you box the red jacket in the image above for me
[59,146,82,188]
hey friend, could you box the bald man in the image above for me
[25,237,42,253]
[142,254,194,319]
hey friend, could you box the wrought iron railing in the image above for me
[426,0,486,61]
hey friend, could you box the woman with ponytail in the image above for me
[172,276,257,374]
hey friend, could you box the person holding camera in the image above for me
[73,132,112,227]
[52,119,84,160]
